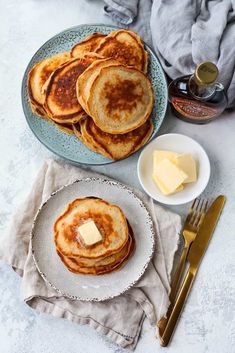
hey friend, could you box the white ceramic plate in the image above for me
[31,178,155,301]
[137,134,210,205]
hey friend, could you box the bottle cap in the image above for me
[195,62,218,85]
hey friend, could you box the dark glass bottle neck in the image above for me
[189,75,218,101]
[189,75,225,101]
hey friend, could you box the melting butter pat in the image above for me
[77,220,102,246]
[174,153,197,183]
[153,159,188,195]
[153,150,179,172]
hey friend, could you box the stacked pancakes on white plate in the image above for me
[27,29,154,160]
[54,197,135,275]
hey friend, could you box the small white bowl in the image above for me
[137,133,210,205]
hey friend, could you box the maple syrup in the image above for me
[168,62,227,124]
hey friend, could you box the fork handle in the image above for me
[160,269,196,346]
[170,245,190,303]
[157,245,190,335]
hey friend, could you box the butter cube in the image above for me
[153,150,179,172]
[152,174,169,195]
[153,174,184,195]
[174,154,197,183]
[153,159,188,195]
[77,220,102,246]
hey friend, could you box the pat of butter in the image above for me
[153,174,184,195]
[77,220,102,246]
[153,150,179,172]
[153,159,188,195]
[175,153,197,183]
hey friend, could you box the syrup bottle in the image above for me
[168,62,227,124]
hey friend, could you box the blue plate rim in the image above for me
[21,23,168,166]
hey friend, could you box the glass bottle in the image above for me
[168,62,227,124]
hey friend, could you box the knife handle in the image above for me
[158,246,189,335]
[160,269,196,347]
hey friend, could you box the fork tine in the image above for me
[196,199,208,228]
[189,198,201,225]
[184,198,198,224]
[193,199,208,228]
[190,198,197,210]
[193,199,204,227]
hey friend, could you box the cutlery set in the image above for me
[157,195,225,346]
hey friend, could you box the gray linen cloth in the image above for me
[0,159,181,350]
[104,0,235,108]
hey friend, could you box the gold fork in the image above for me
[157,198,208,339]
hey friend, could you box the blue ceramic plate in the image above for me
[22,24,168,165]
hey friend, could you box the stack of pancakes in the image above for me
[54,198,135,275]
[28,29,154,160]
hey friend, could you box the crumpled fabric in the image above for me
[0,159,181,350]
[104,0,235,108]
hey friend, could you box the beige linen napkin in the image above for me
[0,159,181,350]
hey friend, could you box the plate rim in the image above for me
[30,177,156,301]
[21,23,168,166]
[137,133,211,205]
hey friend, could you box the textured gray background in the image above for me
[0,1,234,352]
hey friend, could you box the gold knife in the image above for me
[160,195,226,346]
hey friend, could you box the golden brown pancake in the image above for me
[73,117,153,160]
[54,122,74,135]
[57,230,135,275]
[27,52,71,116]
[86,65,154,134]
[44,54,102,124]
[54,198,129,259]
[73,118,102,155]
[95,29,148,73]
[76,58,120,114]
[71,32,106,58]
[34,112,75,136]
[71,234,131,268]
[30,101,47,117]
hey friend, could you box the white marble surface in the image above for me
[0,1,235,352]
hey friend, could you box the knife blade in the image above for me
[187,195,225,268]
[160,195,225,346]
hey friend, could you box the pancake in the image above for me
[44,54,102,124]
[74,116,153,160]
[28,106,74,135]
[54,122,74,135]
[95,29,148,73]
[73,119,102,155]
[30,101,47,117]
[27,52,71,116]
[76,58,120,114]
[54,198,129,259]
[73,219,134,268]
[71,32,106,58]
[57,231,135,275]
[86,65,154,134]
[73,235,131,267]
